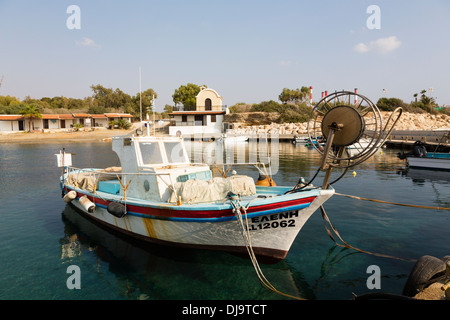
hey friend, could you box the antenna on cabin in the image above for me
[0,75,4,89]
[152,94,155,136]
[139,67,143,132]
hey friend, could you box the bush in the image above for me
[250,100,282,112]
[376,97,406,111]
[249,100,312,123]
[228,103,252,113]
[109,119,132,130]
[278,103,311,123]
[73,123,83,131]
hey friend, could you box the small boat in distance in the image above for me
[57,135,333,262]
[219,133,249,143]
[292,135,323,145]
[398,141,450,171]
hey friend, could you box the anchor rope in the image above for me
[335,193,450,211]
[319,205,416,262]
[229,195,306,300]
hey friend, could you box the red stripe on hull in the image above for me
[65,186,316,220]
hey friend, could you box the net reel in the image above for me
[306,91,402,188]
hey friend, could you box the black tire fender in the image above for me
[402,255,446,297]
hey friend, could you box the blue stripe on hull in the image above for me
[93,201,312,222]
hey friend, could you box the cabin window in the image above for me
[164,142,186,163]
[139,142,163,165]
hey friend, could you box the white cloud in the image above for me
[278,60,292,66]
[354,42,370,53]
[76,37,100,48]
[354,36,401,54]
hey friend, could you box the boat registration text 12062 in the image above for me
[248,211,298,230]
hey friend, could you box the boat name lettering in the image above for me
[251,211,298,223]
[249,211,298,230]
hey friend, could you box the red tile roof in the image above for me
[58,114,74,119]
[0,113,133,121]
[72,113,91,118]
[41,114,60,119]
[0,115,24,120]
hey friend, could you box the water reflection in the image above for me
[60,204,312,300]
[398,168,450,208]
[401,168,450,183]
[52,142,448,299]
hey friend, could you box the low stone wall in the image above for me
[226,111,450,136]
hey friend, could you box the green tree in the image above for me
[0,95,22,114]
[134,88,158,115]
[278,87,310,104]
[19,104,42,131]
[164,104,173,113]
[172,83,205,111]
[0,95,21,107]
[90,84,116,109]
[376,97,406,111]
[411,89,438,113]
[160,104,174,118]
[49,96,70,109]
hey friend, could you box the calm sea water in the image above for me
[0,140,448,301]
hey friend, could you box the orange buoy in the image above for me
[255,174,276,187]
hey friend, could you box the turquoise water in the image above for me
[0,141,448,300]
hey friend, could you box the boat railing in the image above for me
[62,166,174,193]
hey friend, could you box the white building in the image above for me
[0,113,133,133]
[168,87,226,137]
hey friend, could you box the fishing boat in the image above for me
[57,135,333,262]
[292,135,323,146]
[56,90,400,262]
[398,141,450,171]
[403,153,450,170]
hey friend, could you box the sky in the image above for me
[0,0,449,112]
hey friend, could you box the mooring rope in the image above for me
[319,205,417,262]
[335,192,450,211]
[229,194,306,300]
[321,191,449,261]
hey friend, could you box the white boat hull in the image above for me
[407,156,450,170]
[65,186,334,261]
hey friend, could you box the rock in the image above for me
[226,110,449,135]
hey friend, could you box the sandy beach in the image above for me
[0,128,132,143]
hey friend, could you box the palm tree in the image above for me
[19,104,42,132]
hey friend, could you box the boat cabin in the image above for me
[111,135,212,202]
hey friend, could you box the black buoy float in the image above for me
[107,202,127,218]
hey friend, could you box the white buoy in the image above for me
[79,195,95,213]
[63,190,77,203]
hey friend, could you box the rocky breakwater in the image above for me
[226,111,450,136]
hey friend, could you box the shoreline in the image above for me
[0,129,131,144]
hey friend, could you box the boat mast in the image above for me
[139,67,143,132]
[152,94,155,136]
